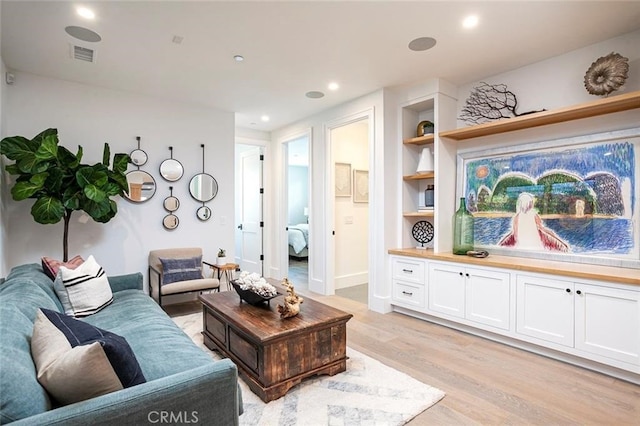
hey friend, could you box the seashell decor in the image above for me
[584,52,629,96]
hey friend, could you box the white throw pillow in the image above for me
[53,255,113,317]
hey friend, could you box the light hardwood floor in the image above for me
[167,291,640,425]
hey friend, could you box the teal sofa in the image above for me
[0,263,242,425]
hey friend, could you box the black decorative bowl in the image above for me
[230,281,279,306]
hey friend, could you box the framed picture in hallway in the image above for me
[335,162,351,197]
[353,170,368,203]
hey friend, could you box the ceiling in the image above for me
[2,1,640,132]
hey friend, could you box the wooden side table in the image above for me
[203,261,239,290]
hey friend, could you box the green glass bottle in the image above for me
[453,197,474,255]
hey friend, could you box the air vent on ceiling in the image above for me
[71,45,95,63]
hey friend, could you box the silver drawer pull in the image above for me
[402,291,413,296]
[402,269,413,273]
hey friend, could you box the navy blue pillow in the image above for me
[159,256,203,285]
[30,308,146,405]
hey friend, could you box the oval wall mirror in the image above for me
[163,214,179,230]
[124,170,156,203]
[160,159,184,182]
[196,205,212,221]
[163,196,180,212]
[189,173,218,202]
[130,149,148,166]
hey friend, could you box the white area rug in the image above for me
[173,312,445,426]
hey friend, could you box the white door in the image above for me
[236,146,263,274]
[575,283,640,365]
[466,267,511,330]
[516,274,574,347]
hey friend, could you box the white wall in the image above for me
[457,29,640,127]
[332,120,369,288]
[2,72,235,292]
[287,165,308,225]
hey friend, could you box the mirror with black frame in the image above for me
[130,149,148,166]
[189,173,218,202]
[124,170,156,203]
[159,146,184,182]
[163,195,180,212]
[163,214,179,230]
[196,205,211,221]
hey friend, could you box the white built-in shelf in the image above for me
[439,90,640,141]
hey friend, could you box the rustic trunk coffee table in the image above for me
[199,289,353,402]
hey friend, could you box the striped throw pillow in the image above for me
[53,255,113,317]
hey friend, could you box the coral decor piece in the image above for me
[277,278,303,319]
[584,52,629,96]
[459,82,545,125]
[234,271,277,298]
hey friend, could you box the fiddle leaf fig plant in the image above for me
[0,128,130,261]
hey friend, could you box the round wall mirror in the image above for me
[163,214,179,230]
[189,173,218,202]
[129,149,148,166]
[124,170,156,203]
[159,159,184,182]
[163,196,180,212]
[196,205,212,221]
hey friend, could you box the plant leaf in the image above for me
[34,134,58,161]
[31,128,58,145]
[45,168,64,194]
[102,143,110,166]
[83,184,106,202]
[4,163,20,175]
[0,136,35,161]
[57,145,80,169]
[112,153,130,175]
[31,196,65,224]
[93,200,118,223]
[11,178,44,200]
[76,166,108,188]
[82,198,111,220]
[63,187,81,210]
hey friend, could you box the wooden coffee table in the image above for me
[199,289,352,402]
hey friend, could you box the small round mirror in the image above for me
[189,173,218,202]
[196,205,212,221]
[163,196,180,212]
[160,159,184,182]
[124,170,156,203]
[129,149,148,166]
[163,214,179,230]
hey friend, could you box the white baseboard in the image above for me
[335,271,368,289]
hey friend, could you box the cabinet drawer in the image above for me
[392,257,426,284]
[392,280,425,308]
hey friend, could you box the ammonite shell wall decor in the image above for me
[584,52,629,97]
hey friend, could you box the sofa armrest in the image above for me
[108,272,143,293]
[11,360,242,426]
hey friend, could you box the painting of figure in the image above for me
[461,136,638,262]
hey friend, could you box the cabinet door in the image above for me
[465,267,511,330]
[516,275,574,347]
[575,284,640,365]
[428,263,465,318]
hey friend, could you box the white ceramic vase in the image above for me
[416,146,434,173]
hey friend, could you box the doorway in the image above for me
[330,118,369,304]
[284,135,310,289]
[234,144,264,275]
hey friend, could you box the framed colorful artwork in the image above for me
[457,127,640,268]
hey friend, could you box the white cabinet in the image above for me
[517,274,640,366]
[575,283,640,366]
[428,262,511,331]
[516,275,574,346]
[391,256,427,309]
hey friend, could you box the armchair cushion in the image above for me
[30,308,146,406]
[159,255,203,285]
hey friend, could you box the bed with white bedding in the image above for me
[288,223,309,258]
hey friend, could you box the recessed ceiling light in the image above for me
[462,15,479,29]
[306,91,325,99]
[76,7,95,20]
[261,115,270,122]
[234,55,244,62]
[408,37,437,52]
[328,82,339,91]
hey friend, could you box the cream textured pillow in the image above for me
[30,308,146,405]
[53,255,113,317]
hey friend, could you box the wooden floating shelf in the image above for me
[404,211,434,218]
[439,90,640,141]
[403,134,435,145]
[403,172,434,180]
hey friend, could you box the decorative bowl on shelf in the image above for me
[230,281,279,306]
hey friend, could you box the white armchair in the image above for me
[148,247,220,307]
